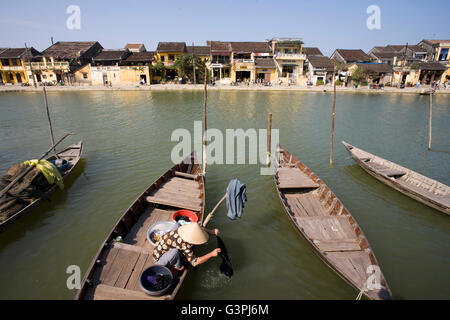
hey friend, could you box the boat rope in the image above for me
[355,284,367,300]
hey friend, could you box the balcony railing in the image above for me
[29,62,69,70]
[1,66,23,71]
[275,53,306,59]
[234,59,254,63]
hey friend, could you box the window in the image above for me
[161,56,165,62]
[9,73,14,80]
[42,75,47,79]
[169,55,175,61]
[282,65,294,77]
[12,59,18,66]
[438,48,448,61]
[2,59,9,66]
[82,73,88,79]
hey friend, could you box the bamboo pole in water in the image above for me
[192,42,196,85]
[202,66,207,175]
[428,91,433,150]
[43,86,58,157]
[329,60,337,167]
[267,113,272,166]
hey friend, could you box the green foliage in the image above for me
[351,67,367,85]
[173,54,206,83]
[410,62,419,70]
[316,79,324,85]
[385,82,391,87]
[335,79,343,85]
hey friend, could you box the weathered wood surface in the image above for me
[274,145,392,300]
[0,141,83,233]
[76,152,204,300]
[343,141,449,215]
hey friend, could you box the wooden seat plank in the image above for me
[313,239,361,252]
[145,196,202,212]
[277,168,319,189]
[90,284,164,300]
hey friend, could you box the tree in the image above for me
[151,61,165,77]
[351,67,369,85]
[173,54,206,83]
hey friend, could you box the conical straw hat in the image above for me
[178,222,209,245]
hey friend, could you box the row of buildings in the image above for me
[1,38,449,87]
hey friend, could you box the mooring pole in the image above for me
[202,65,207,175]
[192,42,196,85]
[267,113,272,166]
[43,86,58,157]
[428,91,433,150]
[329,60,337,167]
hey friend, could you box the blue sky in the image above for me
[0,0,449,56]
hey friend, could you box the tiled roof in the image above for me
[93,50,130,61]
[336,49,371,62]
[230,42,272,53]
[157,42,186,52]
[208,41,232,52]
[370,51,398,59]
[124,51,155,62]
[308,56,335,71]
[125,43,143,49]
[303,47,323,56]
[0,47,41,59]
[418,62,447,71]
[255,58,276,68]
[422,39,450,46]
[186,46,210,55]
[42,41,100,59]
[387,44,426,53]
[356,63,393,73]
[372,46,395,53]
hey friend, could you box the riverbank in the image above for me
[1,83,449,94]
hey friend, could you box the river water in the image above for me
[0,90,449,299]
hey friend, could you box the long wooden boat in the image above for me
[343,141,450,215]
[274,145,392,300]
[0,141,83,233]
[75,152,205,300]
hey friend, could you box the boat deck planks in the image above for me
[76,152,204,300]
[274,145,392,300]
[343,141,450,215]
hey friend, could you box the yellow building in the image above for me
[72,64,93,86]
[119,51,154,85]
[268,38,306,85]
[155,42,186,81]
[229,42,273,83]
[419,39,450,83]
[0,47,41,85]
[40,41,103,85]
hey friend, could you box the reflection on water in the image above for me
[0,90,448,299]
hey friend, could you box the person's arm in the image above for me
[203,228,219,236]
[194,248,221,266]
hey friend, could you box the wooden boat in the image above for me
[343,141,450,215]
[274,146,392,300]
[75,152,205,300]
[419,89,434,95]
[0,141,83,233]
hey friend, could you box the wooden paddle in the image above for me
[0,132,73,198]
[202,194,226,227]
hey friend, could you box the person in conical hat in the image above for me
[153,222,221,270]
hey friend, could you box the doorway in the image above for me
[140,74,147,84]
